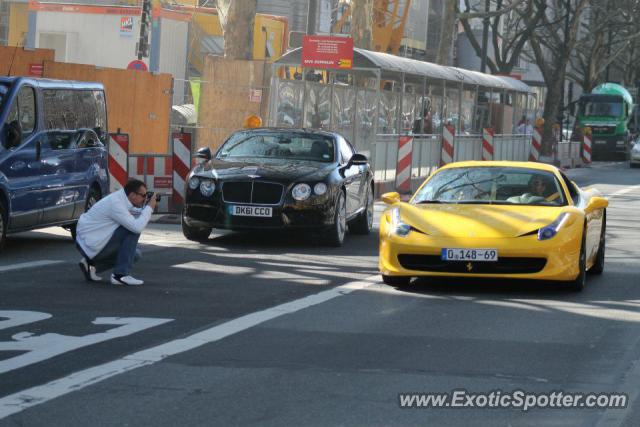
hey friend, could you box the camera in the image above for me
[145,191,161,202]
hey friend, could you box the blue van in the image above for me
[0,77,109,250]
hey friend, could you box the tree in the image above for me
[216,0,257,60]
[568,0,640,92]
[525,0,589,155]
[458,0,545,75]
[350,0,374,50]
[436,0,458,65]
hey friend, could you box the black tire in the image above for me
[70,188,101,241]
[350,184,374,235]
[181,211,211,242]
[0,197,7,252]
[382,275,411,287]
[569,232,587,292]
[589,212,606,275]
[324,191,346,247]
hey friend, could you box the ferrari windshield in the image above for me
[218,131,335,162]
[413,167,567,206]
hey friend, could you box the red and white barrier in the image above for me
[482,128,494,161]
[441,125,455,166]
[108,133,129,193]
[582,133,592,164]
[529,127,542,162]
[172,132,192,205]
[395,135,413,193]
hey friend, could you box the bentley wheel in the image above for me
[70,188,101,241]
[589,213,606,275]
[382,275,411,287]
[569,232,587,292]
[350,184,374,235]
[325,192,346,247]
[181,211,211,242]
[0,198,7,252]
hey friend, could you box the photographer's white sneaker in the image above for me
[110,274,144,286]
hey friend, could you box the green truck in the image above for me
[574,83,633,160]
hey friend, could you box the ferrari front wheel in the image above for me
[569,233,587,292]
[589,213,606,275]
[382,275,411,287]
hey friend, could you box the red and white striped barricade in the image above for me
[582,131,592,164]
[529,127,542,162]
[395,135,413,193]
[441,124,455,166]
[172,132,192,206]
[482,128,494,161]
[108,133,129,193]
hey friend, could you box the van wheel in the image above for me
[70,188,101,241]
[0,198,7,252]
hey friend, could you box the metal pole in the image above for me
[480,0,491,73]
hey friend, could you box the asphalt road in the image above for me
[1,161,639,426]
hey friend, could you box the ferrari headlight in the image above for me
[314,182,328,195]
[199,180,215,197]
[292,183,312,201]
[537,213,570,241]
[188,176,200,190]
[389,208,411,237]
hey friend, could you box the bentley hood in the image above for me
[399,203,569,238]
[193,158,333,182]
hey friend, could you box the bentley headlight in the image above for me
[314,182,328,195]
[199,180,215,197]
[292,183,312,201]
[538,213,570,241]
[188,176,200,190]
[389,208,411,237]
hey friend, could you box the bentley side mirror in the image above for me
[196,147,212,161]
[381,192,401,205]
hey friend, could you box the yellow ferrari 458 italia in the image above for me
[379,161,608,291]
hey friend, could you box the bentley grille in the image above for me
[222,181,284,205]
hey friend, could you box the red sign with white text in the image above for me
[301,35,353,69]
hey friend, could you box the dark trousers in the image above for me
[78,226,142,276]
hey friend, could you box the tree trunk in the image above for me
[541,74,565,156]
[436,0,458,65]
[350,0,374,50]
[217,0,257,60]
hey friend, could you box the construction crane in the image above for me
[332,0,411,55]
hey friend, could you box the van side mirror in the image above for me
[196,147,212,161]
[4,121,22,149]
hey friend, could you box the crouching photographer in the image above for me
[75,179,158,286]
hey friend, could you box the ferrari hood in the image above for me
[399,203,567,238]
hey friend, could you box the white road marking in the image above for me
[0,317,174,375]
[606,184,640,199]
[0,311,52,331]
[0,260,63,273]
[0,275,379,420]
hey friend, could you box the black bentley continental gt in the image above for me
[181,128,375,246]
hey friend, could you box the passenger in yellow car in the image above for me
[507,175,553,204]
